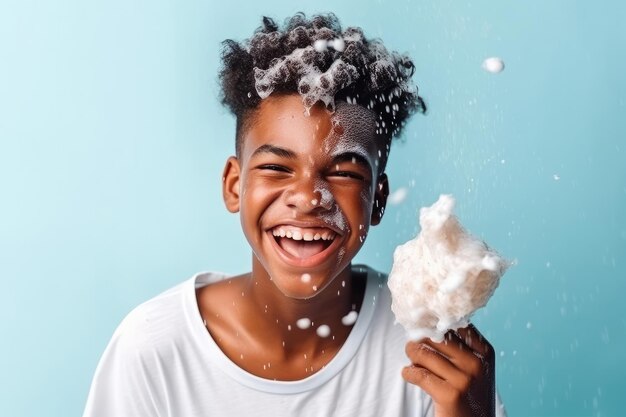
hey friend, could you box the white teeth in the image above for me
[272,227,335,241]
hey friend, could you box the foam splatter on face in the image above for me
[321,102,380,250]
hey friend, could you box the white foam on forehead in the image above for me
[325,101,378,165]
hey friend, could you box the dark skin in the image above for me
[197,93,496,415]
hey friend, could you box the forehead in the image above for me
[241,94,379,157]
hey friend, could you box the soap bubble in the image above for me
[341,311,358,326]
[316,324,331,338]
[328,38,345,52]
[388,187,408,205]
[313,39,328,52]
[482,57,505,73]
[296,318,311,329]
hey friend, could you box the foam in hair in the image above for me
[251,27,415,123]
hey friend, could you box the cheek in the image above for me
[337,187,373,227]
[360,185,374,208]
[243,177,277,203]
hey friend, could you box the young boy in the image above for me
[83,13,504,417]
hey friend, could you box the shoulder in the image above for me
[108,285,181,355]
[110,271,230,352]
[110,272,210,353]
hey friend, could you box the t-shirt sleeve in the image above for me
[82,312,166,417]
[495,390,507,417]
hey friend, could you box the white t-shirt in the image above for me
[83,265,505,417]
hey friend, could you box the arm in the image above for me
[402,324,497,417]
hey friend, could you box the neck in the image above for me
[245,256,364,356]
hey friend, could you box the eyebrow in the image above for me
[332,152,373,173]
[250,144,297,160]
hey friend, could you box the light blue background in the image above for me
[1,1,624,416]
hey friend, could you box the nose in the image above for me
[283,175,334,212]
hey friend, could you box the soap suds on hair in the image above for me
[252,28,417,131]
[387,194,510,342]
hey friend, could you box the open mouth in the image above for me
[270,226,338,260]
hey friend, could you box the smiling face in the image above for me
[222,94,389,299]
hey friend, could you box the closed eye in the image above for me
[257,164,290,173]
[330,171,365,180]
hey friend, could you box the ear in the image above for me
[222,156,241,213]
[371,173,389,226]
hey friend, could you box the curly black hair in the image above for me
[218,12,426,168]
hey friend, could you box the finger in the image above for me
[421,332,486,379]
[402,365,449,398]
[405,341,466,386]
[421,332,478,364]
[456,324,494,359]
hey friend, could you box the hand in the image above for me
[402,324,496,417]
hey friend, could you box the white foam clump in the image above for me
[313,38,345,53]
[316,324,331,338]
[296,318,311,329]
[387,194,509,342]
[482,57,505,73]
[341,311,358,326]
